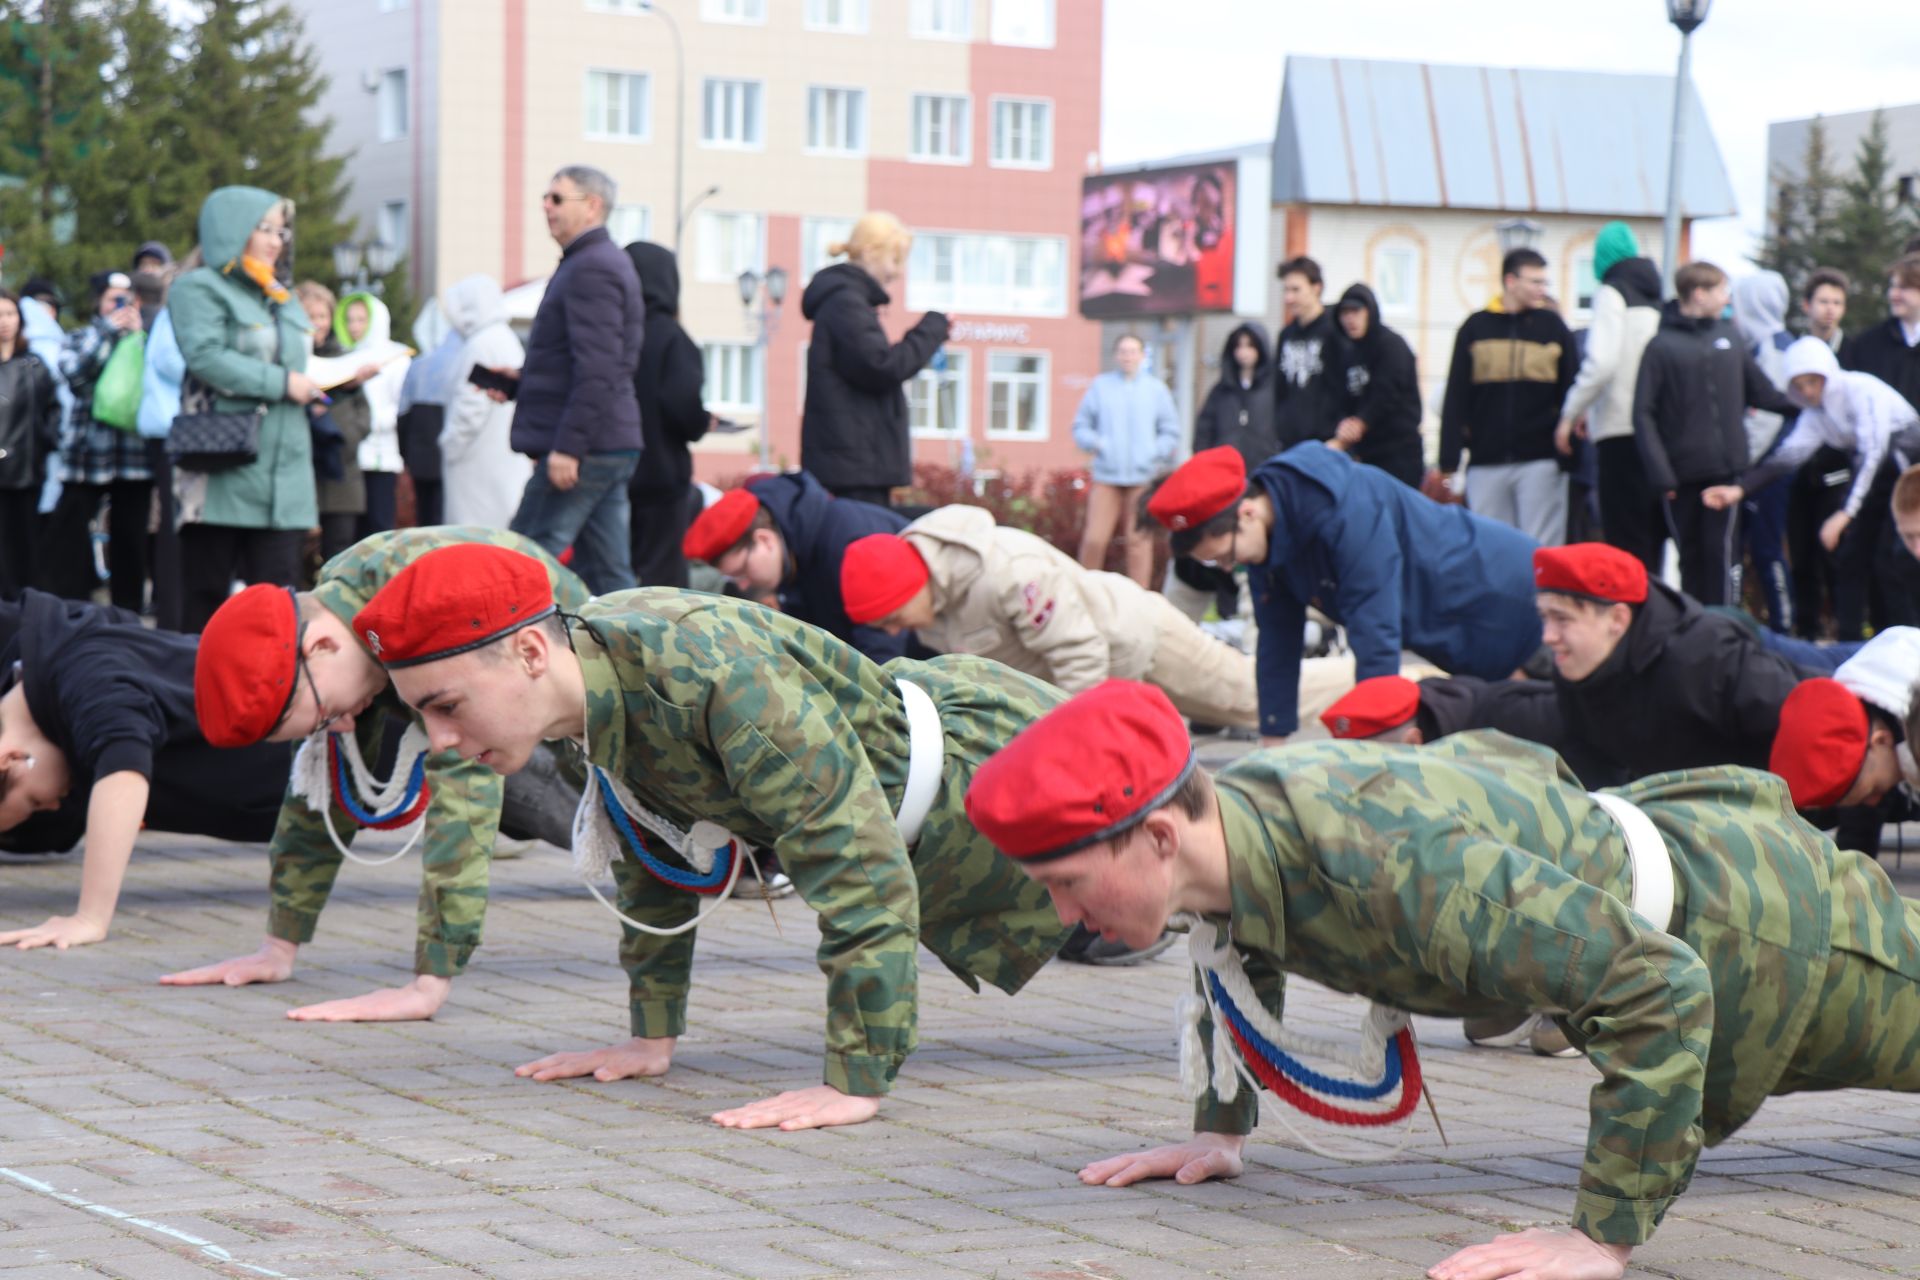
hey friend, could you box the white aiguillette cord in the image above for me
[290,724,429,866]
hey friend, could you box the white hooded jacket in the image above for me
[1731,271,1794,460]
[1740,337,1920,517]
[439,274,532,528]
[337,292,411,474]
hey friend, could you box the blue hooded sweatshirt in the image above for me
[747,470,910,662]
[1249,442,1542,735]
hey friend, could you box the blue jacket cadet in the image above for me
[748,470,909,663]
[1249,442,1542,735]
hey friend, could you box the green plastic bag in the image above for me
[92,331,146,431]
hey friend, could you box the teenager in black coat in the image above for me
[1333,283,1425,488]
[624,242,711,588]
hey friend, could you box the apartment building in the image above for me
[295,0,1103,482]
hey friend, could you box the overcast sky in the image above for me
[1100,0,1920,276]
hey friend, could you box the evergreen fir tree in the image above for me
[1825,110,1919,333]
[1758,114,1844,317]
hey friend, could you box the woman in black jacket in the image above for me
[0,291,59,600]
[799,212,949,506]
[624,241,711,587]
[1333,283,1425,488]
[1193,322,1279,468]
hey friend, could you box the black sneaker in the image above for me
[1056,923,1177,966]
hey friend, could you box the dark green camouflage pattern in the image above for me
[570,588,1071,1097]
[266,526,590,976]
[1193,730,1920,1246]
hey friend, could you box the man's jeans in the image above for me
[510,451,640,595]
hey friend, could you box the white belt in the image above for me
[894,679,945,847]
[1587,790,1675,931]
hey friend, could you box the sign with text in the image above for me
[1079,160,1237,318]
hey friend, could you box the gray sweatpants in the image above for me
[1465,458,1567,547]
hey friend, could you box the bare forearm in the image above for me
[75,772,150,929]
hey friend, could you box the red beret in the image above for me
[1147,446,1247,532]
[1533,543,1648,605]
[965,680,1194,862]
[682,489,761,563]
[351,544,558,670]
[1320,675,1421,739]
[842,534,929,625]
[1770,678,1869,809]
[195,584,302,747]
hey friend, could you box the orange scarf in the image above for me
[231,254,290,304]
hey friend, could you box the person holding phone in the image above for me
[441,274,532,529]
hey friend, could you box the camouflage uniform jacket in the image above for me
[267,526,591,976]
[569,589,1070,1097]
[1194,731,1837,1246]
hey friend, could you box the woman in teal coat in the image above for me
[166,186,324,632]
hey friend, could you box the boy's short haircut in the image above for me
[1501,248,1547,279]
[1891,254,1920,292]
[1115,765,1215,854]
[1892,465,1920,520]
[1276,255,1323,288]
[1804,267,1850,302]
[723,506,779,561]
[1674,261,1727,299]
[1112,332,1145,352]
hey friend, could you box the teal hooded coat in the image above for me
[165,186,316,529]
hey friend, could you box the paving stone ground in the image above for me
[7,756,1920,1279]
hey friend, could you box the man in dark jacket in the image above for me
[1843,253,1920,411]
[1146,443,1541,740]
[1439,248,1580,546]
[681,471,909,662]
[1193,322,1278,468]
[1632,261,1796,605]
[623,242,710,588]
[1536,542,1801,788]
[1314,670,1613,783]
[501,165,645,594]
[798,252,948,507]
[1333,283,1424,488]
[1271,256,1348,448]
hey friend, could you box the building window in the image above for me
[377,201,408,257]
[910,94,970,165]
[990,0,1053,47]
[585,69,650,141]
[697,0,765,21]
[702,78,764,150]
[608,204,653,246]
[908,232,1066,316]
[377,68,408,142]
[986,351,1048,440]
[1371,244,1418,319]
[990,97,1051,169]
[806,87,866,156]
[694,211,765,282]
[804,0,867,32]
[908,350,969,439]
[910,0,970,39]
[801,216,856,281]
[703,342,763,413]
[1569,250,1598,313]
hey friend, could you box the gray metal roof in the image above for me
[1273,55,1737,218]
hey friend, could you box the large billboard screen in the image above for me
[1079,160,1237,318]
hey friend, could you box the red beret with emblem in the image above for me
[1770,678,1870,809]
[681,488,762,564]
[1532,542,1648,605]
[1319,675,1421,740]
[841,533,929,625]
[351,544,558,670]
[195,584,302,747]
[966,680,1195,862]
[1147,446,1247,532]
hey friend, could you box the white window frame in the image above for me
[990,0,1054,48]
[377,68,408,142]
[696,0,766,22]
[584,68,651,142]
[989,96,1052,170]
[803,0,868,33]
[608,204,653,247]
[701,77,765,151]
[703,341,764,414]
[800,215,856,282]
[805,86,867,157]
[910,93,971,166]
[908,350,970,440]
[910,0,971,40]
[694,210,766,283]
[907,230,1068,317]
[1569,249,1598,316]
[1370,243,1419,321]
[984,349,1049,441]
[377,200,408,257]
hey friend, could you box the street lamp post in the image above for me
[1661,0,1712,299]
[639,0,686,253]
[738,265,789,470]
[332,239,399,296]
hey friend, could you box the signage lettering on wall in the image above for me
[950,320,1031,344]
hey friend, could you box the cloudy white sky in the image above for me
[1100,0,1920,275]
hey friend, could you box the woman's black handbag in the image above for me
[166,372,264,473]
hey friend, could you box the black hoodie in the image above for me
[799,262,949,493]
[1193,322,1279,468]
[747,470,909,662]
[1632,300,1795,491]
[1438,302,1578,470]
[624,241,710,497]
[1336,283,1425,487]
[1273,305,1349,447]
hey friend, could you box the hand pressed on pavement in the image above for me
[158,936,297,986]
[711,1085,881,1131]
[0,913,108,951]
[1427,1226,1630,1280]
[515,1035,675,1083]
[1079,1132,1246,1187]
[285,974,451,1022]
